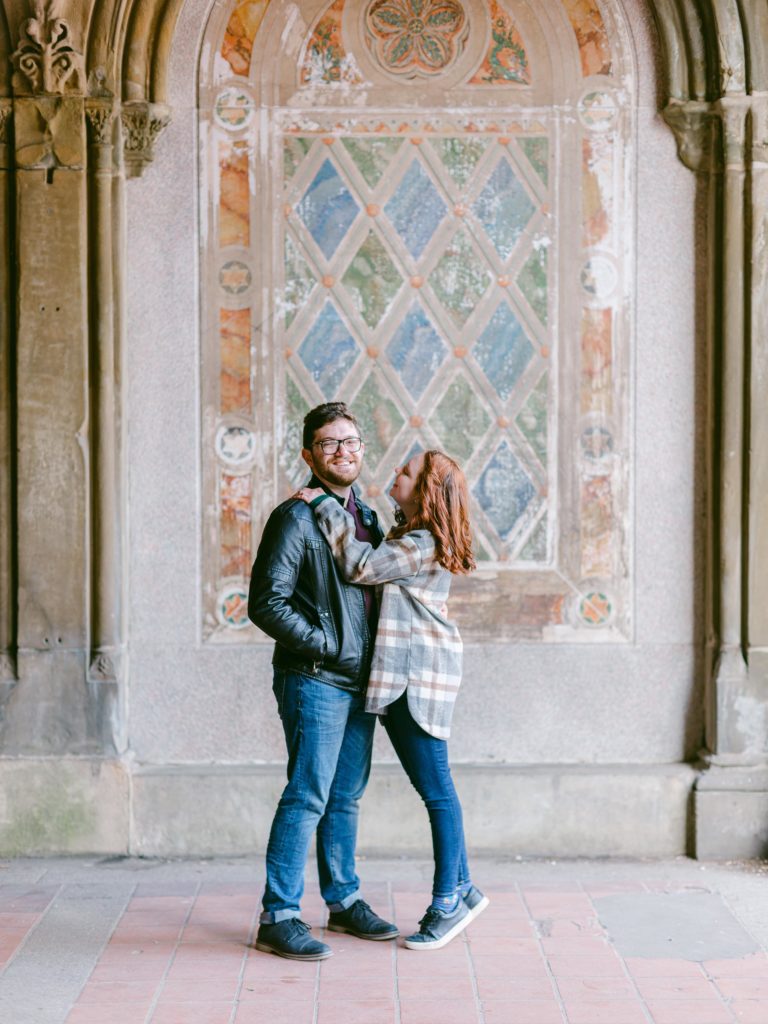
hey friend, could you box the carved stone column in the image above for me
[665,94,768,856]
[0,97,16,704]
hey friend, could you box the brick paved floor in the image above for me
[1,858,767,1024]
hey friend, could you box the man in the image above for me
[248,401,399,960]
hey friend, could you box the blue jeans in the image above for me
[383,693,469,901]
[261,670,376,923]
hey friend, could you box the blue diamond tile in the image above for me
[384,160,447,260]
[297,159,359,260]
[386,304,447,399]
[299,302,359,396]
[474,303,534,400]
[472,160,535,260]
[473,442,536,540]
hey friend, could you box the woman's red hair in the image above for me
[391,450,476,575]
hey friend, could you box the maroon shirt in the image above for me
[345,490,376,625]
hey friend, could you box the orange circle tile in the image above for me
[322,275,335,287]
[540,346,550,358]
[454,346,467,358]
[410,415,423,427]
[410,137,423,145]
[367,485,381,498]
[366,346,379,359]
[410,276,424,288]
[322,137,334,145]
[497,276,510,287]
[499,136,510,145]
[284,347,293,358]
[454,204,466,217]
[497,416,510,428]
[283,204,292,218]
[366,203,380,217]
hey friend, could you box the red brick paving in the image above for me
[0,881,748,1023]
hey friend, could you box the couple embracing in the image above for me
[248,401,488,960]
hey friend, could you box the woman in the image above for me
[296,449,488,951]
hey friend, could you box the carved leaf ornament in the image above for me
[365,0,468,76]
[12,4,82,94]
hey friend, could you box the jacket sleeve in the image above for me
[313,497,423,585]
[248,505,326,658]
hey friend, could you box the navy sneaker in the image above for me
[327,899,399,940]
[255,918,332,960]
[404,899,471,950]
[462,884,490,922]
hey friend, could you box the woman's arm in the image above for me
[305,493,423,585]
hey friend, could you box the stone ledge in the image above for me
[695,763,768,858]
[132,762,697,859]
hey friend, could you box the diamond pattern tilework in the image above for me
[387,303,447,399]
[280,375,311,486]
[517,373,548,465]
[474,303,534,401]
[472,159,535,260]
[519,136,549,185]
[384,159,448,260]
[519,516,548,560]
[299,302,359,396]
[517,243,548,324]
[342,231,403,328]
[474,441,537,541]
[284,234,316,327]
[433,376,491,461]
[284,136,312,180]
[354,372,405,464]
[342,137,404,188]
[297,158,359,259]
[431,137,489,188]
[429,230,490,326]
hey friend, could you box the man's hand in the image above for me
[295,487,325,504]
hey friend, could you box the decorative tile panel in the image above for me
[201,0,634,643]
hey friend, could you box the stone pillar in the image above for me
[0,3,169,757]
[666,93,768,857]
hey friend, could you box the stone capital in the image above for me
[661,99,718,173]
[120,101,171,179]
[11,2,85,97]
[85,98,116,148]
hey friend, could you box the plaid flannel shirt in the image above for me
[313,496,463,739]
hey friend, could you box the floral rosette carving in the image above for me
[365,0,468,77]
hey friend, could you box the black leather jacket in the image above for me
[248,481,384,691]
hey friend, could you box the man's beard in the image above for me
[315,459,361,488]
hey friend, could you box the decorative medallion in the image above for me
[214,87,255,130]
[219,260,252,295]
[215,424,257,466]
[580,255,617,300]
[364,0,468,78]
[578,90,618,131]
[216,585,250,629]
[580,425,613,460]
[577,590,613,626]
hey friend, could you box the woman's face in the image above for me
[389,453,425,520]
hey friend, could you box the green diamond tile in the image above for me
[518,136,549,186]
[284,137,312,180]
[429,231,490,327]
[353,372,405,467]
[342,231,403,328]
[517,243,548,325]
[342,137,404,188]
[284,235,316,327]
[516,372,548,466]
[433,375,491,461]
[519,515,548,560]
[430,137,489,189]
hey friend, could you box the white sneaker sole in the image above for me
[403,910,472,951]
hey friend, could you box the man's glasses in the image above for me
[312,436,363,454]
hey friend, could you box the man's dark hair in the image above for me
[302,402,361,450]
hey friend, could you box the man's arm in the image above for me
[248,505,326,659]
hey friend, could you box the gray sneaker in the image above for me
[462,885,489,922]
[255,918,332,960]
[404,900,471,951]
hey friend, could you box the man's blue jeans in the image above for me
[261,670,376,923]
[383,692,469,901]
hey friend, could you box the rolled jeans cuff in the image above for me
[326,889,360,913]
[260,908,301,925]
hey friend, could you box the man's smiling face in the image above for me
[301,417,364,493]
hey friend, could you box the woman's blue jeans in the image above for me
[383,692,469,900]
[261,670,376,923]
